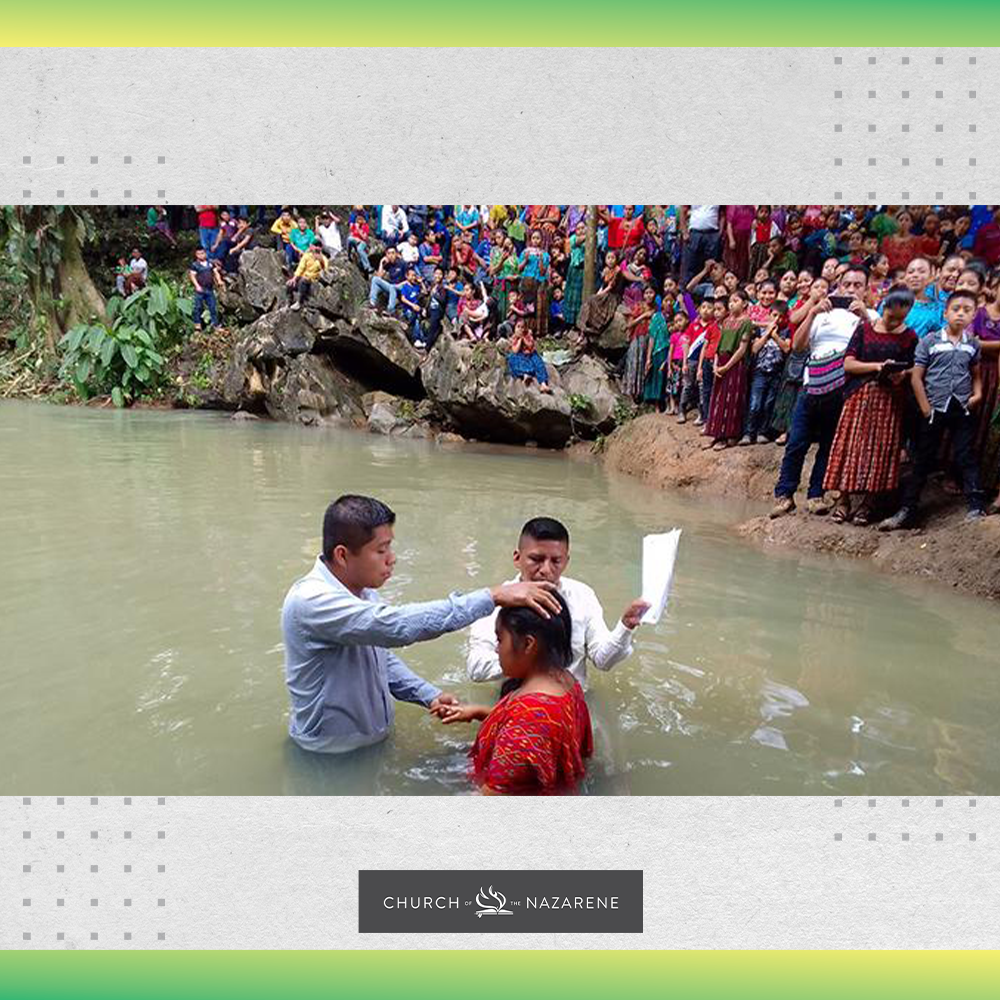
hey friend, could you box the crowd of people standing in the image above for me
[151,203,1000,525]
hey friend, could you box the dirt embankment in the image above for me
[603,413,1000,602]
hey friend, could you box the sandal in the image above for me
[830,501,852,524]
[853,501,874,527]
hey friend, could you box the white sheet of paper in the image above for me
[639,529,682,625]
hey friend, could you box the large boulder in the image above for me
[595,307,630,354]
[239,309,317,361]
[557,353,624,436]
[238,248,286,312]
[420,333,573,448]
[310,255,367,322]
[316,307,424,398]
[224,348,366,425]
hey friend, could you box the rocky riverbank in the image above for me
[170,247,627,449]
[603,412,1000,602]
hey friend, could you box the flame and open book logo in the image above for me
[475,885,513,917]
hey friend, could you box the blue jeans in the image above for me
[746,367,781,441]
[774,390,843,500]
[698,364,715,422]
[369,276,400,312]
[681,229,721,287]
[199,226,219,253]
[193,290,218,328]
[348,237,372,273]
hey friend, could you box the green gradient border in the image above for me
[3,4,1000,45]
[0,952,998,997]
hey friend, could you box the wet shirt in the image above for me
[281,556,494,753]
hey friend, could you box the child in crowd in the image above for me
[742,299,790,445]
[399,268,426,346]
[705,290,753,449]
[457,282,490,341]
[681,298,715,426]
[270,207,296,266]
[506,318,552,393]
[880,290,986,528]
[665,312,691,416]
[348,212,373,275]
[285,241,328,311]
[643,297,672,412]
[444,267,464,323]
[549,286,567,334]
[696,297,726,429]
[622,284,657,402]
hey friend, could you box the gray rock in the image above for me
[558,353,625,436]
[420,333,573,448]
[318,307,424,398]
[310,256,367,321]
[238,248,286,312]
[596,307,630,354]
[262,355,367,425]
[241,309,317,361]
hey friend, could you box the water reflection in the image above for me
[2,400,999,795]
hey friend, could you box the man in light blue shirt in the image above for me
[282,495,559,754]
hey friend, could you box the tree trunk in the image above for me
[583,205,598,299]
[55,212,106,335]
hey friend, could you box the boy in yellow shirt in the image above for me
[271,207,296,268]
[286,241,329,311]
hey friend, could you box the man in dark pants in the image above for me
[680,205,723,288]
[770,267,877,517]
[880,290,986,529]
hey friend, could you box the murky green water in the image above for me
[2,400,998,795]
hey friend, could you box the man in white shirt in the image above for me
[126,247,148,292]
[466,517,649,690]
[315,211,344,257]
[381,205,409,246]
[771,265,879,517]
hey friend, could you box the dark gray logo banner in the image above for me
[359,870,642,933]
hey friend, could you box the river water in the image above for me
[2,400,998,795]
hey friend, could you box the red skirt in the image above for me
[705,353,748,440]
[823,379,905,493]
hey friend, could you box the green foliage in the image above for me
[613,398,638,425]
[58,279,192,405]
[568,393,592,415]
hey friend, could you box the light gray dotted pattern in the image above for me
[832,796,981,844]
[4,797,170,948]
[829,48,989,203]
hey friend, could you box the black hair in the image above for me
[497,590,573,671]
[946,290,978,309]
[758,278,777,291]
[519,517,569,547]
[842,263,869,281]
[322,495,395,557]
[311,239,324,248]
[769,300,789,315]
[881,285,916,312]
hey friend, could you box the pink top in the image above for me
[669,330,690,361]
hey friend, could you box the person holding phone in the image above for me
[821,286,918,525]
[770,265,879,517]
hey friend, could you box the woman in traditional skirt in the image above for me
[622,284,656,402]
[705,290,754,449]
[576,250,621,340]
[563,222,586,327]
[642,296,672,411]
[518,229,551,339]
[823,287,918,526]
[489,236,520,323]
[527,205,562,251]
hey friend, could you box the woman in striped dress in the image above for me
[622,284,657,402]
[822,288,918,525]
[489,237,520,322]
[705,290,754,449]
